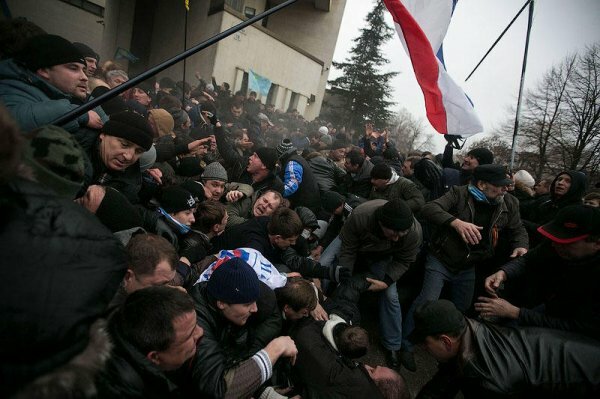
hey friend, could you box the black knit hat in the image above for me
[371,162,393,180]
[467,147,494,165]
[207,258,260,304]
[159,186,196,214]
[72,42,99,62]
[254,147,278,171]
[96,187,144,232]
[276,138,296,158]
[102,111,154,151]
[136,81,155,100]
[16,34,85,71]
[322,191,345,213]
[375,199,414,231]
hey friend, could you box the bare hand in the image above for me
[87,110,103,129]
[474,296,520,320]
[75,184,105,213]
[187,138,211,153]
[451,219,483,245]
[225,190,244,202]
[311,302,328,321]
[366,277,389,292]
[237,140,254,150]
[266,336,298,366]
[484,270,507,296]
[510,247,528,258]
[147,168,163,185]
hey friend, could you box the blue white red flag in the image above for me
[383,0,483,137]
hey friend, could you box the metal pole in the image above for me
[465,0,532,82]
[182,4,188,106]
[510,0,535,170]
[51,0,298,126]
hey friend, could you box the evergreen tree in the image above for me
[328,0,398,132]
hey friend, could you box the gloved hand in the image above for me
[329,265,352,284]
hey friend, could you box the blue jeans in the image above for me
[321,238,402,351]
[401,253,475,351]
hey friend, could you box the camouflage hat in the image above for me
[22,125,86,199]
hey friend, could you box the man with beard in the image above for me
[400,164,528,372]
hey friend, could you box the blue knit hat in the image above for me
[207,258,259,304]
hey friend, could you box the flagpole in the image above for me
[182,2,189,106]
[510,0,534,170]
[51,0,298,126]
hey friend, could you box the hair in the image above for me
[158,94,183,110]
[109,286,194,354]
[373,368,409,399]
[195,201,226,233]
[126,233,178,277]
[231,100,244,110]
[583,191,600,202]
[176,80,191,94]
[371,163,392,180]
[335,325,369,359]
[346,148,365,167]
[405,155,422,169]
[105,69,128,83]
[267,207,303,238]
[259,189,284,207]
[231,128,246,140]
[275,278,317,312]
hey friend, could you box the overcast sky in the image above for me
[330,0,600,153]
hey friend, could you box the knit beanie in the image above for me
[138,145,157,171]
[322,191,345,214]
[201,162,228,182]
[513,169,535,188]
[375,199,414,231]
[96,187,144,232]
[207,258,260,304]
[103,111,154,151]
[15,34,85,71]
[255,147,278,171]
[467,148,494,165]
[159,186,196,214]
[181,179,205,200]
[136,81,156,100]
[72,42,99,62]
[371,162,393,180]
[22,125,86,199]
[276,138,295,158]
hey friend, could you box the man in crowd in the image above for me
[369,163,425,214]
[227,189,283,227]
[342,148,374,199]
[412,299,600,398]
[306,138,348,194]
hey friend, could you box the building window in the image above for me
[244,7,256,18]
[59,0,105,17]
[226,0,244,13]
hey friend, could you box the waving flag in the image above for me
[383,0,483,137]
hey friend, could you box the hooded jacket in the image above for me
[369,169,425,214]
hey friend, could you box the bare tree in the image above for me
[388,108,431,154]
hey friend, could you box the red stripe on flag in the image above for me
[384,0,448,133]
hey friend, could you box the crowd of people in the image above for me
[1,28,599,399]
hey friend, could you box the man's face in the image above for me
[553,174,572,197]
[203,180,225,200]
[402,160,414,177]
[124,259,176,294]
[247,152,266,174]
[421,335,455,363]
[107,75,127,88]
[461,155,479,171]
[99,134,145,171]
[273,235,298,250]
[84,57,97,76]
[218,301,258,326]
[329,147,346,162]
[478,181,507,201]
[371,178,388,191]
[533,181,550,196]
[552,239,599,261]
[37,63,88,100]
[231,106,243,118]
[151,311,203,371]
[344,158,359,173]
[283,305,310,321]
[253,192,281,217]
[379,222,410,242]
[583,198,600,208]
[133,88,152,106]
[171,209,195,227]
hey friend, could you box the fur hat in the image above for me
[467,147,494,165]
[16,34,85,71]
[22,125,86,199]
[375,199,414,231]
[255,147,278,171]
[201,162,228,182]
[207,258,260,304]
[159,186,196,214]
[102,111,154,151]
